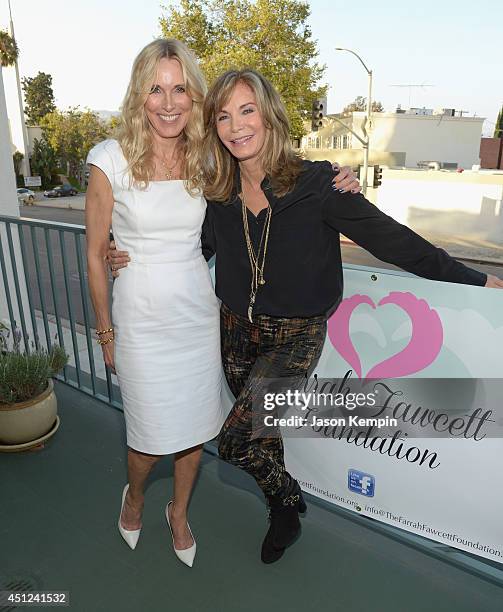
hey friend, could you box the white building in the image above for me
[302,108,485,169]
[2,64,28,157]
[4,66,45,169]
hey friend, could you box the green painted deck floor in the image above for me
[1,381,502,612]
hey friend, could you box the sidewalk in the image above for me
[33,310,112,383]
[29,193,86,211]
[340,232,503,265]
[422,233,503,263]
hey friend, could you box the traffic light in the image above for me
[373,165,382,188]
[311,100,324,131]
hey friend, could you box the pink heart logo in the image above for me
[327,291,443,379]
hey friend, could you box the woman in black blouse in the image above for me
[109,68,503,565]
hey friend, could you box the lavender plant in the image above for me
[0,323,68,404]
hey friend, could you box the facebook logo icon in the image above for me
[348,469,375,497]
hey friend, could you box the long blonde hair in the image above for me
[201,69,303,203]
[116,38,206,192]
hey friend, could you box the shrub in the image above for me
[0,324,68,404]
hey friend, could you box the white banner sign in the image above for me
[24,176,42,187]
[283,265,503,564]
[219,264,503,564]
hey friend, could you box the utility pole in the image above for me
[335,48,372,195]
[8,0,30,178]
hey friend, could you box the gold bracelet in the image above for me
[96,327,114,336]
[97,336,114,345]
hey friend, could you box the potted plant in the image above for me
[0,323,68,452]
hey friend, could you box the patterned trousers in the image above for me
[218,303,327,498]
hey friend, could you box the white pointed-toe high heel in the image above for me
[165,501,197,567]
[118,484,142,550]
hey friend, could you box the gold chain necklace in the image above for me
[241,191,272,323]
[161,152,179,180]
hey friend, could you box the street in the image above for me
[17,203,503,329]
[20,201,87,225]
[21,191,86,211]
[18,202,105,329]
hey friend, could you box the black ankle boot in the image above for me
[261,521,285,564]
[260,481,306,563]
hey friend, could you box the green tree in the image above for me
[12,150,23,174]
[494,105,503,139]
[160,0,326,139]
[108,115,121,133]
[30,138,57,189]
[343,96,384,113]
[0,29,18,67]
[21,72,56,125]
[41,107,109,181]
[12,151,24,186]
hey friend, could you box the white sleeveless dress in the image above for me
[87,139,225,454]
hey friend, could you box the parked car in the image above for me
[44,185,79,198]
[17,188,35,205]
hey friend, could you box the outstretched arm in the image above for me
[318,162,497,287]
[324,191,488,286]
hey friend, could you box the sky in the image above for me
[1,0,501,136]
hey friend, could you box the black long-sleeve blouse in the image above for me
[202,160,486,318]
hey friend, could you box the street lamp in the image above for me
[335,47,373,195]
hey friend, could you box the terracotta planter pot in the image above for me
[0,380,58,445]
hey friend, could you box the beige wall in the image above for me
[296,149,503,240]
[303,116,356,148]
[27,126,43,156]
[369,168,503,242]
[361,113,484,169]
[300,148,406,168]
[303,112,485,169]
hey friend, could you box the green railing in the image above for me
[0,214,121,409]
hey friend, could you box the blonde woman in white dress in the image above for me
[85,39,226,567]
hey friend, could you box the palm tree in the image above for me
[0,29,19,67]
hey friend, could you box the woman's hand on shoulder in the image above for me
[331,163,361,193]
